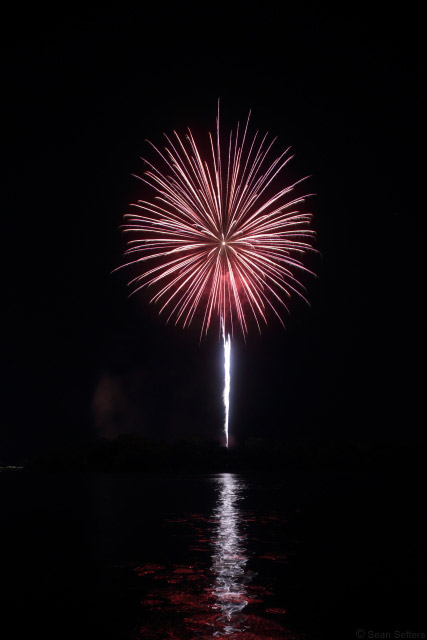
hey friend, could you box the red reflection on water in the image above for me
[266,608,288,615]
[134,564,165,572]
[173,566,202,574]
[130,475,302,639]
[168,592,211,608]
[259,554,289,563]
[140,598,163,609]
[135,614,300,640]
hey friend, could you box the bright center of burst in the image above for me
[222,241,226,246]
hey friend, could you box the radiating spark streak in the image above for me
[117,107,315,337]
[222,320,231,448]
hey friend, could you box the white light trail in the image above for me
[222,323,231,448]
[211,474,249,634]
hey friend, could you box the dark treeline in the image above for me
[24,435,427,473]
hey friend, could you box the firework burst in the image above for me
[118,106,316,446]
[119,106,315,338]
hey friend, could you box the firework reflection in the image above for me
[211,474,251,636]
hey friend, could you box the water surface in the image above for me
[1,472,426,639]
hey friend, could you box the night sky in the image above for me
[1,4,425,462]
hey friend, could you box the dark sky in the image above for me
[1,4,425,461]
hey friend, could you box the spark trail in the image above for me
[222,320,231,447]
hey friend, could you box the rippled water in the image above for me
[211,475,250,634]
[2,471,426,640]
[132,474,296,639]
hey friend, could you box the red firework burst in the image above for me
[120,106,316,336]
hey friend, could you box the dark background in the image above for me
[1,3,425,463]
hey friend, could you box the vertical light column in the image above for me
[222,328,231,448]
